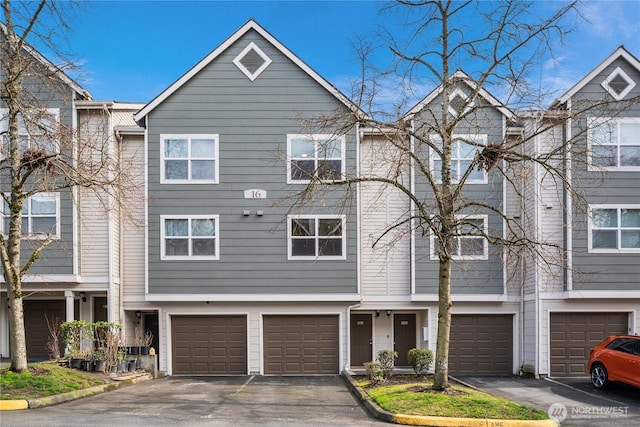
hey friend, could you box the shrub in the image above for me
[407,347,433,375]
[364,361,386,385]
[60,320,93,358]
[377,349,398,377]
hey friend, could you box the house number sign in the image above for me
[244,189,267,199]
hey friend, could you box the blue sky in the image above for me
[60,1,640,106]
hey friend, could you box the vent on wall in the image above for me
[233,42,272,81]
[601,67,636,100]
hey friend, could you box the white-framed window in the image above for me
[2,192,60,239]
[430,134,487,184]
[160,215,219,260]
[233,42,272,81]
[430,215,488,260]
[0,108,60,159]
[160,134,219,184]
[601,67,636,100]
[588,118,640,170]
[588,205,640,253]
[287,134,345,183]
[288,215,346,260]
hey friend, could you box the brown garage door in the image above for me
[264,315,339,374]
[550,312,628,377]
[172,315,247,375]
[24,300,66,359]
[449,314,513,375]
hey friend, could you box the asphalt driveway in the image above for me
[0,375,386,426]
[457,375,640,427]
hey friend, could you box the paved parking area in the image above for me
[0,375,386,426]
[457,375,640,426]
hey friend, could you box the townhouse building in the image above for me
[1,20,637,378]
[519,46,640,378]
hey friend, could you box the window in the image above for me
[288,215,345,260]
[160,135,218,183]
[2,193,60,239]
[233,42,272,81]
[589,206,640,252]
[287,134,344,183]
[431,134,487,183]
[160,215,219,260]
[430,215,488,260]
[601,67,636,100]
[448,88,473,117]
[0,109,60,159]
[588,118,640,169]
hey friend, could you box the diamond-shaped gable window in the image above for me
[448,88,473,117]
[601,67,636,100]
[233,42,272,81]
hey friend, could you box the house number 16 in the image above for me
[244,189,267,199]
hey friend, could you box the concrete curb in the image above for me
[1,373,152,411]
[342,372,558,427]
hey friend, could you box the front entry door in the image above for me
[394,314,416,366]
[350,314,373,366]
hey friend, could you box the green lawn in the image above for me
[357,377,550,420]
[0,362,107,400]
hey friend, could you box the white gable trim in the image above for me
[404,70,515,119]
[557,46,640,105]
[0,23,90,99]
[135,19,361,122]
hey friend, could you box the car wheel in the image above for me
[590,364,608,389]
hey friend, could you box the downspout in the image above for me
[115,129,125,328]
[534,111,543,378]
[104,105,115,323]
[563,103,572,292]
[346,123,364,373]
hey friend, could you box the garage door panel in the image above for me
[171,315,247,375]
[264,315,338,375]
[24,300,66,359]
[550,312,628,377]
[449,314,513,375]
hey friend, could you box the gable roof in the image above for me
[404,70,515,120]
[134,19,363,122]
[0,22,91,100]
[555,45,640,106]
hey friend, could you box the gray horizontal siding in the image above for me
[146,29,357,295]
[570,56,640,291]
[412,91,505,294]
[0,75,76,277]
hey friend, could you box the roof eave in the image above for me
[556,45,640,105]
[134,19,365,123]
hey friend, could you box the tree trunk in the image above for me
[433,254,452,390]
[7,278,28,372]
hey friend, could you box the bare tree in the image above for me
[0,0,135,372]
[291,0,639,390]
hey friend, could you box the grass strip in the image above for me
[0,362,107,400]
[359,378,549,421]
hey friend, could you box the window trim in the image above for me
[287,214,347,261]
[232,42,273,81]
[0,108,61,160]
[587,117,640,171]
[588,204,640,253]
[286,134,346,184]
[429,134,488,184]
[160,214,220,261]
[160,134,219,184]
[448,88,474,117]
[1,192,61,240]
[601,67,636,100]
[429,214,489,260]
